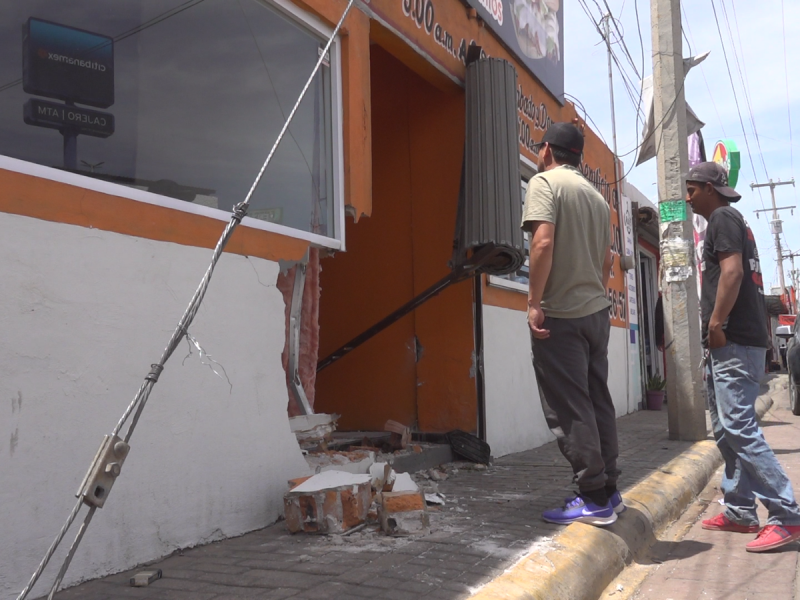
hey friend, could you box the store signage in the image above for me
[23,18,114,109]
[464,0,564,101]
[24,98,115,138]
[712,139,740,188]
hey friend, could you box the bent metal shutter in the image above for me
[456,57,525,276]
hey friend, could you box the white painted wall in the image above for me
[0,213,309,599]
[607,326,631,417]
[483,305,636,458]
[483,305,554,458]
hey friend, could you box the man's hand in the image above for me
[528,303,550,339]
[708,321,727,349]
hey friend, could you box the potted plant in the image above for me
[646,374,666,410]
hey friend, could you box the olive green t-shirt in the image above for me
[521,165,612,319]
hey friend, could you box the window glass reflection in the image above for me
[0,0,336,238]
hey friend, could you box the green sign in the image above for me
[659,200,687,223]
[712,139,741,189]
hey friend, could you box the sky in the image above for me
[563,0,800,294]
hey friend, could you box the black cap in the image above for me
[537,122,584,156]
[686,162,741,202]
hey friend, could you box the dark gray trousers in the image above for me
[530,309,620,492]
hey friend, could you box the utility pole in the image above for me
[602,15,620,170]
[751,179,795,297]
[650,0,706,440]
[781,251,800,314]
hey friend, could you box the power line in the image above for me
[721,0,770,182]
[576,0,646,142]
[709,0,767,212]
[598,0,642,80]
[681,5,728,139]
[780,0,798,209]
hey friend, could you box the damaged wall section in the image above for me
[0,212,310,598]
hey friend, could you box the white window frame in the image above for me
[0,0,346,251]
[487,154,537,293]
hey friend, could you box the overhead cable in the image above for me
[709,0,767,211]
[681,5,729,139]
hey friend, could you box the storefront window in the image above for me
[0,0,339,241]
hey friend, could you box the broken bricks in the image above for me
[378,490,430,535]
[285,462,431,536]
[284,471,372,534]
[384,419,411,450]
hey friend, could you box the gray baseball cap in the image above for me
[686,162,741,202]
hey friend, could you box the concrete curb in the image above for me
[470,394,775,600]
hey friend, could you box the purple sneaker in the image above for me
[542,495,618,526]
[609,490,626,514]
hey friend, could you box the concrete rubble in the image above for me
[283,459,436,536]
[283,471,372,534]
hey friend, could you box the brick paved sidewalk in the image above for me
[45,406,697,600]
[632,375,800,600]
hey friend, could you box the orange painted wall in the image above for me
[0,169,309,262]
[316,46,476,433]
[316,45,418,430]
[406,70,476,433]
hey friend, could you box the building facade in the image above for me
[0,0,638,595]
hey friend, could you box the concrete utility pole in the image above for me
[751,179,795,297]
[782,251,800,314]
[650,0,706,440]
[602,15,620,169]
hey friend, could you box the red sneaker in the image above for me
[746,525,800,553]
[701,513,759,533]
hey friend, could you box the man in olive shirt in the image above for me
[522,123,620,526]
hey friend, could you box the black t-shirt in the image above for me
[700,206,768,348]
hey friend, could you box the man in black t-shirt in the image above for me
[686,162,800,553]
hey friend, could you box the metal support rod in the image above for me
[17,2,356,597]
[317,245,502,372]
[288,251,313,415]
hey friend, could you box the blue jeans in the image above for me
[706,342,800,526]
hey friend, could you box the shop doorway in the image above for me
[639,251,663,380]
[314,45,478,434]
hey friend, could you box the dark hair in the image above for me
[550,146,582,167]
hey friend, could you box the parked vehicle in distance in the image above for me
[777,324,800,415]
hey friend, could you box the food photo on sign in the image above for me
[466,0,564,99]
[509,0,560,62]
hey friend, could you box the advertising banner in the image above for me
[463,0,564,100]
[23,18,114,108]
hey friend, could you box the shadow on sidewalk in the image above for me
[642,539,713,564]
[773,448,800,454]
[760,419,792,427]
